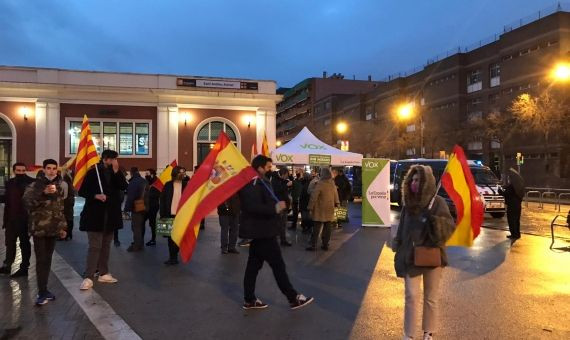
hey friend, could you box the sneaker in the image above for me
[0,265,11,275]
[242,298,268,310]
[10,268,28,278]
[290,294,314,310]
[80,278,93,290]
[164,259,179,265]
[221,248,229,254]
[423,332,433,340]
[98,274,118,283]
[238,239,251,247]
[228,248,240,254]
[146,240,156,246]
[35,294,49,306]
[45,291,56,301]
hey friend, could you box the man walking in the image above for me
[271,168,292,246]
[79,150,128,290]
[0,162,34,277]
[124,167,147,252]
[239,155,314,310]
[23,159,67,305]
[217,194,240,254]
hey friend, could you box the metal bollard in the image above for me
[558,193,570,212]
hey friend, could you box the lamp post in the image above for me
[551,62,570,82]
[397,103,423,158]
[336,122,348,150]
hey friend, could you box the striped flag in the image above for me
[250,143,257,161]
[73,115,100,190]
[261,133,269,156]
[171,132,258,262]
[442,145,485,247]
[152,160,177,192]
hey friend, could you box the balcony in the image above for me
[467,81,482,93]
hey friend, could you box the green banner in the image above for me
[309,154,331,166]
[362,158,391,227]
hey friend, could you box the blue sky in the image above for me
[0,0,556,87]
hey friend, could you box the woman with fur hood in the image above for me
[392,165,455,340]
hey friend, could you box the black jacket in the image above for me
[499,185,523,207]
[3,175,34,228]
[159,179,188,218]
[79,163,128,232]
[124,173,147,212]
[270,174,291,208]
[335,175,352,201]
[62,173,75,221]
[238,177,280,239]
[217,194,240,216]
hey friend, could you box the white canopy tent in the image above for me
[271,127,363,166]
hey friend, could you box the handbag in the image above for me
[335,206,348,222]
[413,245,441,267]
[156,218,174,236]
[133,199,146,213]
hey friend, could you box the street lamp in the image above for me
[276,140,282,147]
[336,122,348,134]
[551,62,570,82]
[397,102,424,158]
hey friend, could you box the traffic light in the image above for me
[516,152,524,165]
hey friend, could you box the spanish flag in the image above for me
[250,143,257,161]
[73,115,100,190]
[152,159,177,192]
[442,145,485,247]
[261,133,269,156]
[172,132,258,262]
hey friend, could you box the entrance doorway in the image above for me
[0,116,14,199]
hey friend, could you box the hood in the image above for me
[402,165,436,213]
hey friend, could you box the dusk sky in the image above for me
[0,0,554,87]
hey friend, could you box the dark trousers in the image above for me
[300,210,313,232]
[310,221,333,247]
[278,213,288,243]
[3,220,31,270]
[131,212,145,249]
[291,201,300,229]
[507,203,522,238]
[85,231,113,279]
[167,237,179,260]
[219,215,239,250]
[143,206,159,241]
[33,236,56,294]
[66,219,74,239]
[243,237,298,303]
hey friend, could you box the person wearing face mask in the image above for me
[78,150,128,291]
[22,159,67,305]
[392,165,455,340]
[0,162,35,277]
[160,166,189,265]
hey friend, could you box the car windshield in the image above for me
[471,168,499,185]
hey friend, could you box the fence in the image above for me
[525,187,570,211]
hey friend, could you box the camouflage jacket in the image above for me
[23,174,67,237]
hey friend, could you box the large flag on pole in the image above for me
[171,132,258,262]
[261,133,269,156]
[442,145,485,247]
[250,143,257,161]
[152,160,177,192]
[73,115,100,190]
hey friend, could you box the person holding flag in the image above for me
[392,165,456,340]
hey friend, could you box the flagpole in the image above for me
[94,162,104,194]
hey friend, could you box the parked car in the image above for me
[390,159,505,218]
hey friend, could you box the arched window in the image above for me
[0,115,15,191]
[196,120,238,166]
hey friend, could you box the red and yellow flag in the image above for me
[172,132,258,262]
[261,133,269,156]
[442,145,485,247]
[73,115,99,190]
[250,143,257,161]
[152,159,177,192]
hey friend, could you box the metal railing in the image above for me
[559,193,570,212]
[525,191,541,207]
[541,192,557,209]
[524,187,570,210]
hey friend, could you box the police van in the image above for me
[390,159,505,218]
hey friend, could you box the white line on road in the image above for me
[51,251,142,340]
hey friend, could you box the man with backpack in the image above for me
[124,167,148,252]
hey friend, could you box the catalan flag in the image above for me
[73,115,99,190]
[171,132,258,262]
[152,159,177,192]
[261,133,269,156]
[442,145,485,247]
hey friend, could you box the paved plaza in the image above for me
[1,202,569,339]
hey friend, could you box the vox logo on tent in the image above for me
[364,161,379,168]
[275,154,293,162]
[300,143,325,150]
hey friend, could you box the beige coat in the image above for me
[308,179,340,222]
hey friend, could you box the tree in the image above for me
[473,109,517,175]
[509,91,568,174]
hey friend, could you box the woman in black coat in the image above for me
[160,166,188,265]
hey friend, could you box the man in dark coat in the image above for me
[144,168,160,246]
[289,171,303,231]
[217,194,240,254]
[23,159,68,305]
[0,162,34,277]
[61,168,75,240]
[333,169,352,227]
[499,168,525,241]
[160,166,188,265]
[79,150,128,291]
[239,155,313,310]
[124,167,148,252]
[270,168,292,246]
